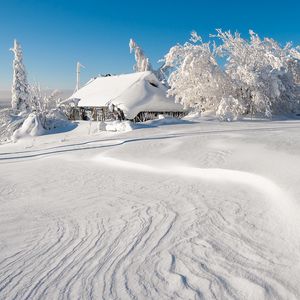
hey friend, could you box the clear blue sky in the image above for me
[0,0,299,91]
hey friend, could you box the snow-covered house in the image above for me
[65,71,185,122]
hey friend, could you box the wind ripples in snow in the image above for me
[0,154,300,299]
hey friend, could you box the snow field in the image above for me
[0,120,300,299]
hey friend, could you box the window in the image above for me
[148,81,158,88]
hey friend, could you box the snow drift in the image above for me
[12,113,45,140]
[1,119,300,299]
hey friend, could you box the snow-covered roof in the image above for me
[67,71,184,119]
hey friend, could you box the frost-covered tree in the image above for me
[1,41,69,141]
[163,32,235,113]
[215,29,300,116]
[11,83,67,141]
[1,85,65,142]
[28,84,66,128]
[10,39,30,111]
[216,96,243,121]
[164,30,300,119]
[129,38,152,72]
[287,47,300,86]
[29,85,61,114]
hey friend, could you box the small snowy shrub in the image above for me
[216,96,243,121]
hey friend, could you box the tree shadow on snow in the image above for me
[44,122,78,135]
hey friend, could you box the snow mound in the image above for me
[144,115,192,127]
[11,109,76,142]
[105,120,134,132]
[12,113,45,141]
[43,109,73,132]
[183,110,230,122]
[0,108,25,143]
[100,117,191,132]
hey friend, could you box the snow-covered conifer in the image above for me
[10,39,30,111]
[129,39,152,72]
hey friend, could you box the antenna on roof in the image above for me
[76,62,85,91]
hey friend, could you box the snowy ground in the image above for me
[1,119,300,299]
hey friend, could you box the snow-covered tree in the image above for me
[215,29,300,116]
[287,47,300,88]
[10,39,30,111]
[216,96,244,121]
[27,84,66,129]
[9,83,67,141]
[163,30,300,119]
[1,41,70,141]
[163,32,235,112]
[129,38,152,72]
[29,85,61,114]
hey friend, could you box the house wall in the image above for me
[69,106,121,121]
[68,106,187,122]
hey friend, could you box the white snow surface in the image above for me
[104,120,134,132]
[1,119,300,299]
[67,71,184,119]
